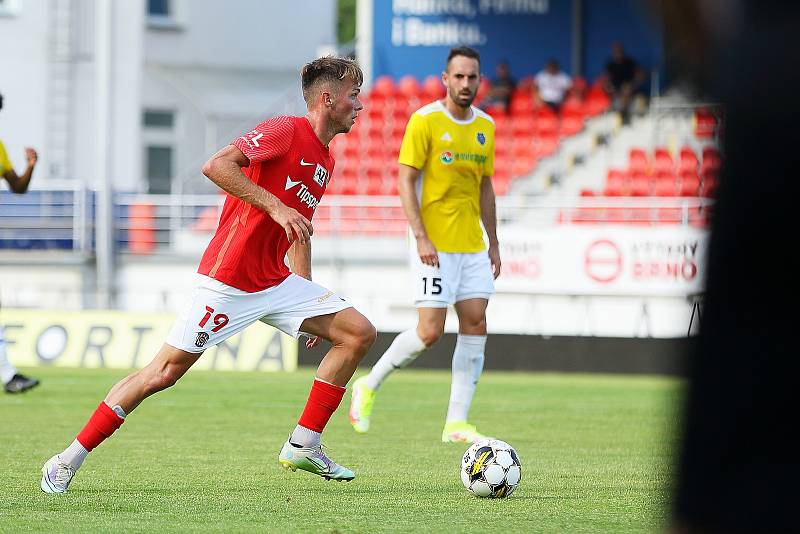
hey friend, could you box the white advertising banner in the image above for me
[496,225,708,297]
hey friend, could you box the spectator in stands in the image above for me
[479,60,515,112]
[603,42,646,124]
[0,91,40,393]
[533,59,572,112]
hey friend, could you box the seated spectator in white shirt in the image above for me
[534,59,572,112]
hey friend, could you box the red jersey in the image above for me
[198,116,334,292]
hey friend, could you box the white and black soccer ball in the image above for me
[460,438,522,498]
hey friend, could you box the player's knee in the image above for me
[417,325,443,347]
[461,318,487,335]
[353,321,377,357]
[143,365,182,394]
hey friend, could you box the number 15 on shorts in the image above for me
[422,277,442,295]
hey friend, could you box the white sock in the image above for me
[365,329,427,391]
[0,328,17,384]
[446,334,486,423]
[59,439,89,470]
[290,425,321,448]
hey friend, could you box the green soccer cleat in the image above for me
[278,440,355,481]
[348,376,376,434]
[442,421,488,444]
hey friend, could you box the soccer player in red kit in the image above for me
[40,56,375,493]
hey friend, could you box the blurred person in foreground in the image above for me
[666,0,799,531]
[533,58,572,112]
[349,46,501,443]
[0,91,40,394]
[40,56,376,493]
[479,60,516,113]
[603,42,646,124]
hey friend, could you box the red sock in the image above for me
[76,402,125,451]
[297,379,346,433]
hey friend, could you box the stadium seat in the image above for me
[509,93,535,115]
[653,148,674,174]
[630,172,652,196]
[533,134,559,158]
[679,146,699,173]
[371,76,394,97]
[628,148,650,174]
[680,174,701,196]
[511,116,536,136]
[701,147,722,172]
[655,174,678,196]
[585,86,610,116]
[560,96,587,117]
[559,111,584,136]
[694,108,718,138]
[422,75,445,100]
[535,114,560,137]
[397,75,421,98]
[128,203,156,254]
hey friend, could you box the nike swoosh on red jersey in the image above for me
[300,158,314,166]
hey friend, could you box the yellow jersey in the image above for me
[0,140,12,176]
[398,100,495,253]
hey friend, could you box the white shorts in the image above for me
[166,274,353,353]
[410,248,495,308]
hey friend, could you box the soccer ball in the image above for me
[460,438,522,498]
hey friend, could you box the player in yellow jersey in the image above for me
[350,47,501,443]
[1,91,41,393]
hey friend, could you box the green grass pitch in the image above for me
[1,366,682,533]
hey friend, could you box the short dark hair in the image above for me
[446,46,481,70]
[300,56,363,104]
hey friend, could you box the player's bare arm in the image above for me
[202,144,313,244]
[287,240,312,281]
[398,163,439,267]
[480,175,501,279]
[3,147,37,194]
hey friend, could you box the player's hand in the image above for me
[25,147,38,167]
[270,203,313,245]
[488,243,501,279]
[305,336,321,349]
[417,236,439,268]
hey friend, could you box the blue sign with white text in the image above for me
[372,0,573,82]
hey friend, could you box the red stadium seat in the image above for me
[371,76,394,97]
[628,148,650,174]
[559,111,584,136]
[679,146,699,173]
[653,148,674,173]
[630,172,652,196]
[694,108,718,139]
[655,174,678,196]
[422,75,445,100]
[585,86,610,116]
[701,147,722,172]
[509,93,535,115]
[533,134,559,158]
[510,116,536,136]
[397,75,421,98]
[535,114,560,137]
[680,174,701,196]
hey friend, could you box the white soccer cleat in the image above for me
[40,454,76,494]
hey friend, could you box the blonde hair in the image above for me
[300,56,363,104]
